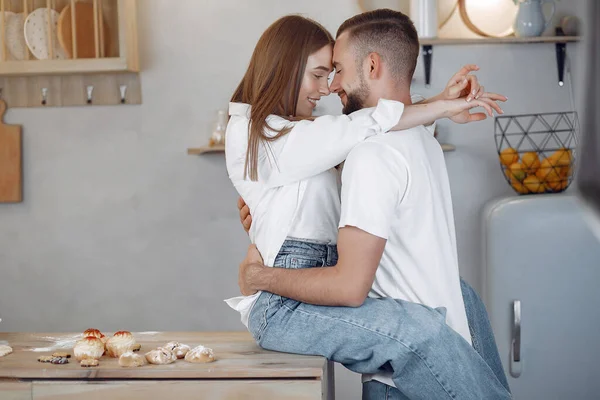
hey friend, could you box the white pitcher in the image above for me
[514,0,556,37]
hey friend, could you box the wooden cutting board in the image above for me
[0,99,22,203]
[58,1,110,59]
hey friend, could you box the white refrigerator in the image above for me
[483,194,600,399]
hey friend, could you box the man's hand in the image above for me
[238,244,264,296]
[237,197,252,233]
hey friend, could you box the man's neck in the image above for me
[383,84,412,105]
[369,82,413,106]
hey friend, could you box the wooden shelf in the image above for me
[187,145,225,155]
[418,33,580,86]
[419,36,581,45]
[441,143,456,152]
[188,143,456,155]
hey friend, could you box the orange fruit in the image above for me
[523,175,545,193]
[510,180,529,194]
[549,148,572,167]
[499,148,519,166]
[507,162,526,182]
[521,152,541,174]
[536,158,560,184]
[546,178,565,191]
[560,180,569,190]
[559,164,572,178]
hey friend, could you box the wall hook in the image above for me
[86,85,94,104]
[119,85,127,104]
[41,88,48,105]
[422,45,433,87]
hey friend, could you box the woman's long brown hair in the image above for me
[231,16,334,181]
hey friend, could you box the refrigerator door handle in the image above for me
[510,300,522,378]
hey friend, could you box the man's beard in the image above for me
[342,76,370,115]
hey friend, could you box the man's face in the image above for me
[330,33,371,115]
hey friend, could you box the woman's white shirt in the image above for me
[224,99,405,327]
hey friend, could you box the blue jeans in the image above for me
[363,280,511,399]
[248,239,511,400]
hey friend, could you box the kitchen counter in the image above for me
[0,331,333,399]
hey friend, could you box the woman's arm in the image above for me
[266,95,505,188]
[265,99,404,188]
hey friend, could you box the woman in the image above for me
[225,14,508,399]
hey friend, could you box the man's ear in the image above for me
[366,52,382,79]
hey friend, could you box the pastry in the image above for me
[0,345,12,357]
[145,347,176,365]
[132,343,141,352]
[80,359,99,367]
[83,328,106,354]
[83,328,103,339]
[184,345,216,363]
[52,352,71,358]
[39,355,68,364]
[106,331,136,358]
[164,341,190,359]
[119,351,146,367]
[74,336,104,361]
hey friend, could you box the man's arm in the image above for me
[239,226,385,307]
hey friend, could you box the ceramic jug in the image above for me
[514,0,556,37]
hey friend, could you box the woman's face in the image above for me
[295,44,333,117]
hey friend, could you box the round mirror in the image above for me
[357,0,458,28]
[458,0,519,37]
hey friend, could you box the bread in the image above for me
[119,351,146,367]
[74,336,104,361]
[106,331,136,358]
[184,345,215,363]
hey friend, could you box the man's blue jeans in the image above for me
[363,281,511,399]
[247,239,511,400]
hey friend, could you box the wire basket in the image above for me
[494,112,579,195]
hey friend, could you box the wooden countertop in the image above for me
[0,332,327,380]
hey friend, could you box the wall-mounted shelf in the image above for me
[419,36,580,45]
[0,0,140,107]
[418,33,581,87]
[187,145,225,155]
[187,143,456,155]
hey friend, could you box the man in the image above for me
[237,10,510,400]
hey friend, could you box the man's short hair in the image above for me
[337,9,419,85]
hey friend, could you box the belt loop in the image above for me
[326,245,334,265]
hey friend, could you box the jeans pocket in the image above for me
[284,253,326,269]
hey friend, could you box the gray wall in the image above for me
[0,1,587,398]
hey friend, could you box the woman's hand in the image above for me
[442,93,507,124]
[440,64,482,102]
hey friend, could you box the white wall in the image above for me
[0,1,587,398]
